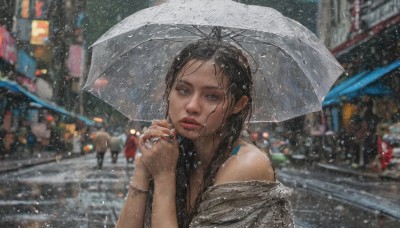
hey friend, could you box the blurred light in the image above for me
[46,115,54,122]
[93,117,103,123]
[94,77,108,89]
[130,129,136,135]
[31,20,49,45]
[262,132,269,139]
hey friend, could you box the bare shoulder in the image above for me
[214,142,275,185]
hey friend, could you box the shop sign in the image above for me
[0,27,17,65]
[35,77,53,101]
[17,50,37,79]
[14,18,31,42]
[361,0,400,28]
[16,0,31,19]
[67,45,85,78]
[31,20,49,45]
[33,0,50,19]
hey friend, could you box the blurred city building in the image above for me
[315,0,399,175]
[0,0,94,157]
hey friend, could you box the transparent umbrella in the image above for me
[83,0,344,122]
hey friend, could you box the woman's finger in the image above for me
[140,127,174,143]
[151,119,170,128]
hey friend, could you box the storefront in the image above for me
[315,0,400,173]
[0,79,94,156]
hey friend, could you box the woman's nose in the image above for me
[185,95,201,114]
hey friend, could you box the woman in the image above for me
[117,39,293,227]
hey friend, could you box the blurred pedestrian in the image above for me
[124,129,138,164]
[0,128,6,159]
[72,131,82,155]
[110,133,123,164]
[94,128,110,170]
[26,126,37,156]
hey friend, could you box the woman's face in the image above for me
[168,59,231,140]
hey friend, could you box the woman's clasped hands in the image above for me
[138,120,179,181]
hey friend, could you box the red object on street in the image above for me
[124,135,138,158]
[377,136,393,170]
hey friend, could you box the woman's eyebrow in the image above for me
[178,80,224,90]
[176,80,191,86]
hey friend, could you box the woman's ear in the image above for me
[232,96,249,114]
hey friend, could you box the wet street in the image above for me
[278,168,400,228]
[0,154,130,227]
[0,154,399,227]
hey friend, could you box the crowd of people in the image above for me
[0,118,75,159]
[92,127,140,170]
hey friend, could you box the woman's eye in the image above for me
[177,87,189,95]
[206,94,221,101]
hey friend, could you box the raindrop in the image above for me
[260,52,267,58]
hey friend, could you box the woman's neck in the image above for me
[192,135,221,171]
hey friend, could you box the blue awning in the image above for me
[0,79,93,125]
[344,82,392,100]
[339,59,400,96]
[77,114,95,126]
[323,59,400,106]
[0,79,21,93]
[324,71,369,101]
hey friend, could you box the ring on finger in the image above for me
[162,134,174,143]
[150,137,160,144]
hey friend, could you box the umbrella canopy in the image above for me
[83,0,344,122]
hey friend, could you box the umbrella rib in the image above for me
[104,36,200,70]
[236,35,320,116]
[170,25,206,38]
[229,36,260,74]
[191,25,210,38]
[238,35,320,99]
[223,29,248,39]
[228,35,278,120]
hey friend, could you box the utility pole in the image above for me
[49,0,68,107]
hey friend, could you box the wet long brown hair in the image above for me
[164,39,253,227]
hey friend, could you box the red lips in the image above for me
[179,117,202,130]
